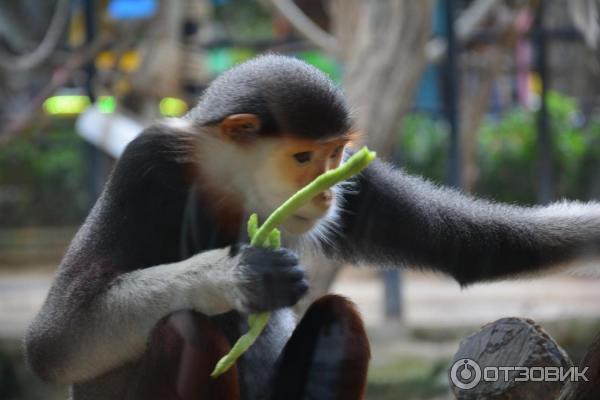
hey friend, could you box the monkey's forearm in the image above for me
[25,247,242,384]
[333,160,600,285]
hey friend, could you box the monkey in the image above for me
[24,54,600,400]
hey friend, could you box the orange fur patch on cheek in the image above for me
[273,136,350,189]
[276,162,299,189]
[273,141,311,189]
[255,148,297,201]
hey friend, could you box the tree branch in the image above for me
[270,0,338,55]
[568,0,600,48]
[457,0,501,38]
[0,35,110,145]
[0,0,71,70]
[427,0,502,63]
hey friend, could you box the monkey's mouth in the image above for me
[292,214,311,222]
[282,213,320,234]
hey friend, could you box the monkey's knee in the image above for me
[302,294,371,371]
[132,310,239,400]
[271,295,370,400]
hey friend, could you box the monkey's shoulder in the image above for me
[108,126,197,194]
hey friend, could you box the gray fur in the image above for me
[187,54,350,139]
[330,159,600,284]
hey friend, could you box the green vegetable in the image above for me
[211,146,376,378]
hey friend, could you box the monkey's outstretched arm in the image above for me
[331,159,600,285]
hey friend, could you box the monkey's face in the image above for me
[216,113,349,235]
[252,137,347,235]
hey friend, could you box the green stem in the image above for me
[210,311,270,378]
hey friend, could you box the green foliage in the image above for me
[0,122,88,226]
[214,0,273,41]
[397,114,450,183]
[397,91,600,204]
[476,108,538,203]
[367,357,450,400]
[296,50,341,81]
[206,48,258,75]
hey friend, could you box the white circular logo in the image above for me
[450,358,482,390]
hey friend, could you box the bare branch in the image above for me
[427,0,502,63]
[456,0,501,39]
[344,1,436,159]
[272,0,501,62]
[0,0,71,70]
[0,35,110,145]
[270,0,338,55]
[568,0,600,48]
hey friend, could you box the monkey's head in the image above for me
[191,55,353,235]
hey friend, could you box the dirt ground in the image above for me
[1,264,599,400]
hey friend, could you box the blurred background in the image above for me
[1,0,600,399]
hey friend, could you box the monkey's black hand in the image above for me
[235,246,308,313]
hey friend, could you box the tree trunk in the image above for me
[459,49,502,192]
[340,0,435,159]
[131,0,186,100]
[451,317,573,400]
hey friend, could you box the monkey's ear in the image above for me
[219,114,261,142]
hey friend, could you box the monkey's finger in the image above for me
[285,266,305,282]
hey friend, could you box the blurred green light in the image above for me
[207,48,234,74]
[206,48,257,75]
[297,51,340,82]
[97,96,116,114]
[159,97,188,117]
[43,95,91,116]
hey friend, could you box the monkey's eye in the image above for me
[330,146,344,159]
[293,151,312,164]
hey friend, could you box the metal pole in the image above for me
[83,0,107,207]
[382,269,402,320]
[445,0,461,188]
[381,125,408,321]
[83,0,96,103]
[534,2,553,204]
